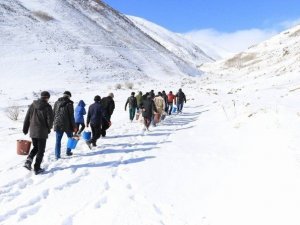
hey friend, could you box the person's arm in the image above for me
[83,107,86,115]
[152,101,158,113]
[184,93,187,103]
[87,106,91,127]
[125,98,129,111]
[68,103,76,131]
[46,105,54,133]
[23,104,32,135]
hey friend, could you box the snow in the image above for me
[1,0,300,225]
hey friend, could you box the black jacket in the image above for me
[53,97,76,132]
[87,102,103,127]
[23,99,54,139]
[176,91,186,104]
[140,98,157,118]
[101,96,115,121]
[125,96,137,110]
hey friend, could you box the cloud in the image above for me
[184,18,300,58]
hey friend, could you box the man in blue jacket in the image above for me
[86,95,103,149]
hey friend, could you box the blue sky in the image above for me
[104,0,300,33]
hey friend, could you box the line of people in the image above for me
[23,91,115,174]
[125,89,186,130]
[22,88,186,175]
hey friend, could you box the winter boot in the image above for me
[66,151,73,156]
[86,141,92,150]
[34,168,45,175]
[24,158,33,171]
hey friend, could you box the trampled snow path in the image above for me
[0,104,204,225]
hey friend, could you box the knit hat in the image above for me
[94,95,101,102]
[63,91,72,98]
[41,91,50,99]
[131,92,135,96]
[108,93,114,98]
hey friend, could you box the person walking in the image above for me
[125,92,138,122]
[140,94,157,130]
[176,88,187,113]
[53,91,77,159]
[86,95,103,149]
[162,90,168,113]
[23,91,54,175]
[74,100,86,135]
[136,91,143,111]
[153,92,166,125]
[167,91,176,115]
[101,93,115,137]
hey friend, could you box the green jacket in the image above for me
[136,94,143,107]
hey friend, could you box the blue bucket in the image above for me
[172,106,177,113]
[67,138,79,149]
[82,131,91,141]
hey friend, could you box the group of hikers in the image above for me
[22,89,186,175]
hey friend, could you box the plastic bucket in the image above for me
[67,138,79,149]
[82,131,91,141]
[17,140,31,155]
[172,107,177,113]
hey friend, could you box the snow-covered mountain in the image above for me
[202,25,300,76]
[0,0,212,98]
[127,16,215,66]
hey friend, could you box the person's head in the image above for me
[94,95,101,102]
[131,92,135,96]
[139,91,142,95]
[63,91,72,99]
[78,100,85,107]
[169,91,173,94]
[158,92,162,96]
[151,90,154,93]
[179,88,182,92]
[108,93,114,99]
[162,90,166,94]
[40,91,50,102]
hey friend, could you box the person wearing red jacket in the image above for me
[167,91,176,115]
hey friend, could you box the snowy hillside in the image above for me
[128,16,215,65]
[0,0,207,100]
[201,25,300,75]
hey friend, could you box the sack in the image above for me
[17,140,31,155]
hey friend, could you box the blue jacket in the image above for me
[74,100,86,124]
[87,101,103,127]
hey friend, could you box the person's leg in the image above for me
[34,139,47,170]
[93,126,101,146]
[131,108,136,121]
[90,125,96,144]
[168,103,173,115]
[28,138,38,160]
[55,131,64,159]
[129,108,133,121]
[66,131,73,155]
[78,123,85,134]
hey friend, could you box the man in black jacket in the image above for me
[176,88,187,113]
[125,92,137,122]
[86,95,103,149]
[101,93,115,137]
[140,94,157,130]
[53,91,77,159]
[23,91,54,175]
[162,90,168,113]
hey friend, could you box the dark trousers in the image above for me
[177,102,184,112]
[129,108,136,121]
[90,124,101,145]
[28,138,47,170]
[144,117,152,129]
[76,123,85,134]
[168,103,174,115]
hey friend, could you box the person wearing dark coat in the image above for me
[140,94,158,130]
[176,88,187,113]
[125,92,138,122]
[53,91,77,159]
[135,91,143,111]
[86,96,103,148]
[150,90,155,99]
[100,93,115,137]
[23,91,54,175]
[74,100,86,135]
[162,90,168,113]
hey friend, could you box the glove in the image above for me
[23,129,28,135]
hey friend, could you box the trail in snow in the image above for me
[0,102,203,225]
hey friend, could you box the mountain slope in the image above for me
[127,15,214,66]
[201,25,300,76]
[0,0,205,98]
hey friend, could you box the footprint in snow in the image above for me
[94,196,108,209]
